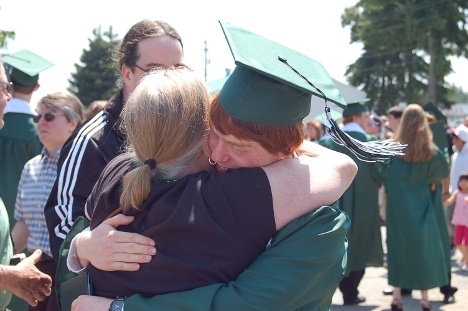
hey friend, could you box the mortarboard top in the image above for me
[422,102,447,123]
[3,50,54,87]
[429,120,448,152]
[342,102,369,118]
[218,21,346,125]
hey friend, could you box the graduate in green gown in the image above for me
[320,102,384,305]
[425,104,458,303]
[0,59,52,309]
[0,50,53,228]
[1,49,53,311]
[388,105,458,304]
[379,104,449,311]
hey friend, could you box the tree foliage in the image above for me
[449,84,468,103]
[0,30,15,49]
[342,0,468,114]
[68,26,120,107]
[0,6,15,50]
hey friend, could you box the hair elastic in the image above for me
[144,159,157,170]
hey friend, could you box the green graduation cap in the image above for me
[422,102,447,123]
[429,120,448,152]
[218,21,346,125]
[3,49,54,86]
[342,102,369,118]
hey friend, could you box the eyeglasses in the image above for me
[0,81,13,94]
[33,112,65,123]
[134,63,164,73]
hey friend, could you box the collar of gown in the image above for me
[3,97,35,115]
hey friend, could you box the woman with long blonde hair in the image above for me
[381,104,450,311]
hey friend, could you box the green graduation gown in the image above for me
[0,112,42,228]
[320,131,384,275]
[0,197,13,309]
[125,204,350,311]
[379,148,449,289]
[432,182,452,283]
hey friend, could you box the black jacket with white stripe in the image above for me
[44,90,126,261]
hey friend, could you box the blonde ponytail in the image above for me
[120,161,154,212]
[118,66,210,212]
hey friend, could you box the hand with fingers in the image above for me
[75,214,157,271]
[4,249,52,306]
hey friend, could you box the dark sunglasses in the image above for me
[33,112,64,123]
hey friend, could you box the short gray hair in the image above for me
[36,92,84,124]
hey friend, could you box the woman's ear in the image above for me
[69,119,80,133]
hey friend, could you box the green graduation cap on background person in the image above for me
[218,20,406,162]
[421,102,449,152]
[429,121,449,152]
[422,102,447,123]
[3,49,54,87]
[342,102,369,118]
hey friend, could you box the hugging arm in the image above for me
[69,143,356,270]
[73,204,350,311]
[69,214,156,272]
[264,142,357,229]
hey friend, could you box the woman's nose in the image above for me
[210,141,229,163]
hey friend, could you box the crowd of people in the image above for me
[0,18,466,311]
[306,101,465,310]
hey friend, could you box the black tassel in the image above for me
[323,107,406,163]
[279,57,406,163]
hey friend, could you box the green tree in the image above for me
[0,30,15,49]
[1,6,16,49]
[342,0,468,114]
[449,84,468,103]
[68,26,120,107]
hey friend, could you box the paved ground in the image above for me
[330,227,468,311]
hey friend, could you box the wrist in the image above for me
[0,265,17,291]
[75,233,90,268]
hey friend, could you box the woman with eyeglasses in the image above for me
[11,92,83,311]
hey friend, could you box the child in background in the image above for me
[445,173,468,269]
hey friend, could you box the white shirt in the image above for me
[450,142,468,193]
[4,97,35,115]
[342,122,366,134]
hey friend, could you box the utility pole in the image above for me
[204,40,209,82]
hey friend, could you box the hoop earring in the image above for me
[208,157,216,165]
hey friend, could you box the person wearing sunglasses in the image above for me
[10,92,83,311]
[0,60,53,310]
[0,50,53,233]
